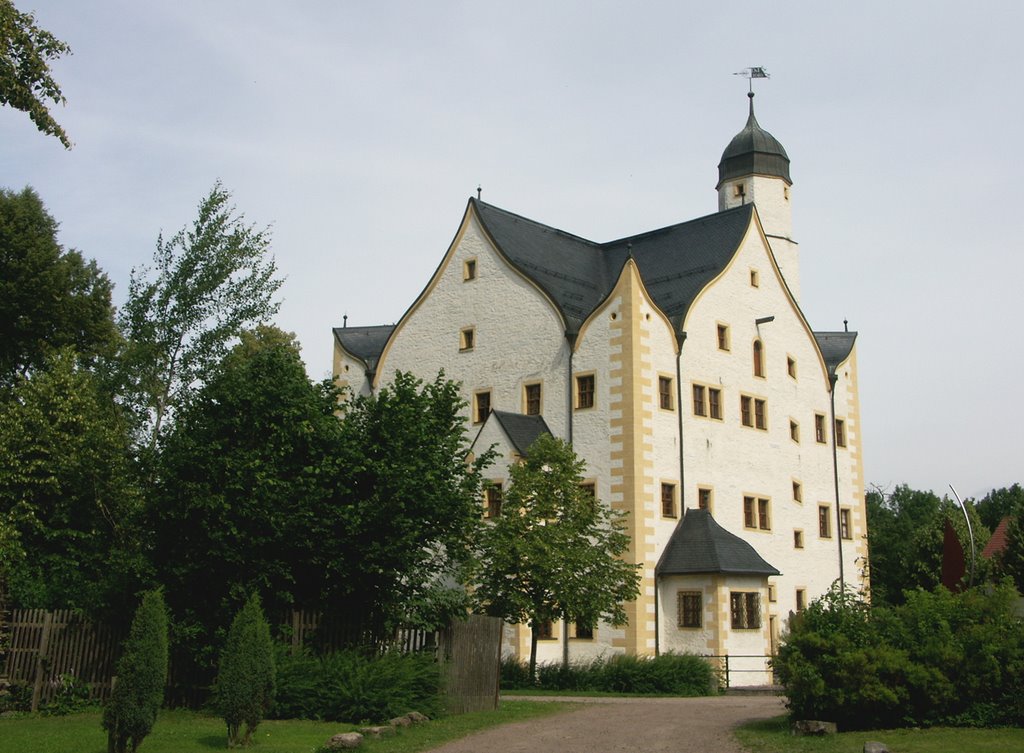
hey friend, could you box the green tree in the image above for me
[326,371,494,633]
[974,483,1024,532]
[998,516,1024,593]
[102,589,169,753]
[215,593,275,748]
[0,187,117,388]
[0,349,142,612]
[470,433,640,675]
[150,326,341,676]
[0,1,71,148]
[117,183,281,456]
[866,484,988,606]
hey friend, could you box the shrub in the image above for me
[499,656,534,689]
[41,672,93,715]
[214,594,275,747]
[500,653,714,695]
[775,581,1024,730]
[270,647,442,723]
[102,589,169,753]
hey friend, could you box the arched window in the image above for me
[753,339,764,377]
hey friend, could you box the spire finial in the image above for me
[343,313,348,328]
[476,185,482,201]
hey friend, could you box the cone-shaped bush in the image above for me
[102,589,169,753]
[215,593,275,747]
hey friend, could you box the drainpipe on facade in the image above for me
[829,371,844,589]
[564,333,576,668]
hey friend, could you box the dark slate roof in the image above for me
[474,200,753,334]
[333,325,395,373]
[488,410,552,455]
[717,93,791,187]
[656,509,781,577]
[813,331,858,377]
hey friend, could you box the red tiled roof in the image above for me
[982,516,1013,559]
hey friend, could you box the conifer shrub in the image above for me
[102,589,169,753]
[214,594,275,747]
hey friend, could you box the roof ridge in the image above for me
[474,198,600,248]
[600,204,753,248]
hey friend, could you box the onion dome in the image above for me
[717,92,791,188]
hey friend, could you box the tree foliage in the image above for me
[0,349,142,612]
[0,1,71,148]
[974,483,1024,532]
[0,187,117,388]
[997,516,1024,593]
[215,593,275,748]
[102,589,169,753]
[117,183,281,455]
[150,326,341,674]
[866,484,989,606]
[470,433,640,674]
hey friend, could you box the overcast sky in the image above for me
[4,1,1021,500]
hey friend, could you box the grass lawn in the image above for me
[0,700,575,753]
[735,715,1024,753]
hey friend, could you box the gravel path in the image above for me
[425,694,786,753]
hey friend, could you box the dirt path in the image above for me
[426,694,786,753]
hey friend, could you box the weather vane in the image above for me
[733,66,770,93]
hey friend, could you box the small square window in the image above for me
[534,620,554,640]
[658,376,674,410]
[661,483,677,518]
[460,327,475,352]
[841,508,852,540]
[697,487,713,512]
[730,591,760,629]
[733,182,746,198]
[787,356,797,379]
[815,413,827,444]
[677,591,702,629]
[768,584,777,603]
[463,258,477,281]
[790,419,800,443]
[473,391,491,424]
[794,529,804,549]
[750,269,759,288]
[744,496,771,531]
[575,374,595,410]
[796,588,806,612]
[573,622,594,640]
[717,324,730,351]
[835,418,847,448]
[525,383,541,416]
[741,395,752,427]
[754,399,767,430]
[793,480,802,504]
[485,483,502,519]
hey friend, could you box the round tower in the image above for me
[717,92,800,299]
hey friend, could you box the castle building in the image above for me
[333,93,867,679]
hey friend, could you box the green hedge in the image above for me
[271,647,442,723]
[774,581,1024,730]
[501,653,715,695]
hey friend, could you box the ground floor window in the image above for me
[730,591,761,629]
[677,590,702,628]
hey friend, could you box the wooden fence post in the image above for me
[30,611,53,712]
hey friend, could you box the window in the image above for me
[677,591,702,629]
[697,487,713,512]
[768,584,777,603]
[473,390,491,424]
[744,496,770,530]
[524,383,541,416]
[709,388,722,420]
[741,396,766,430]
[692,384,706,416]
[840,508,852,540]
[485,483,502,519]
[794,529,804,549]
[734,182,746,198]
[463,258,477,281]
[796,589,806,612]
[835,418,847,447]
[661,483,677,518]
[753,340,765,377]
[573,622,594,640]
[575,374,595,410]
[741,395,752,427]
[534,620,554,640]
[792,480,802,504]
[730,591,761,629]
[787,356,797,379]
[754,398,766,430]
[815,413,827,444]
[818,505,832,538]
[717,324,730,351]
[580,482,596,500]
[658,376,674,410]
[750,269,759,287]
[459,327,475,351]
[790,419,800,443]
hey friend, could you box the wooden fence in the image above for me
[2,609,500,712]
